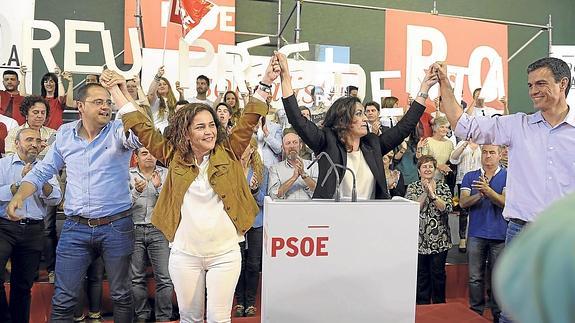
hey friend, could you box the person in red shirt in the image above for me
[1,70,25,125]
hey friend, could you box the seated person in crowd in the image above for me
[5,95,57,157]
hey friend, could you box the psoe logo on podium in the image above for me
[270,225,330,258]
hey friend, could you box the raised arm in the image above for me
[19,65,28,96]
[134,74,150,106]
[228,55,279,158]
[102,70,174,165]
[378,65,438,153]
[54,66,66,98]
[277,52,326,153]
[435,62,464,128]
[62,71,76,108]
[147,66,164,103]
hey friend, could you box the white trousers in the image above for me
[169,248,241,323]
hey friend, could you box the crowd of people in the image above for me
[0,50,572,323]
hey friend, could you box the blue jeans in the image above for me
[130,224,173,321]
[498,221,526,323]
[468,237,505,320]
[51,216,134,322]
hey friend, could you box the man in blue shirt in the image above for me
[460,144,507,322]
[7,83,141,322]
[0,127,61,323]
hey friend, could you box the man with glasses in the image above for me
[8,83,141,322]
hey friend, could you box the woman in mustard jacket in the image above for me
[101,56,280,323]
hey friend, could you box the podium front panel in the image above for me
[262,197,420,323]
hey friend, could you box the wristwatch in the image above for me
[301,173,309,179]
[417,91,429,99]
[258,81,272,94]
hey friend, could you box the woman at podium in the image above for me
[277,52,439,199]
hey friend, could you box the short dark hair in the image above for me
[299,106,311,115]
[3,70,18,79]
[215,102,231,114]
[86,74,100,82]
[197,75,210,87]
[20,95,50,120]
[40,73,59,98]
[417,155,437,169]
[527,57,571,97]
[77,83,108,102]
[364,101,380,111]
[176,99,189,106]
[346,85,358,94]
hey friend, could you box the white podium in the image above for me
[262,197,420,323]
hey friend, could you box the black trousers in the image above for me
[416,251,448,305]
[235,227,263,308]
[0,218,45,323]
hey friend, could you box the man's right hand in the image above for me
[7,197,24,221]
[433,61,448,82]
[134,178,147,193]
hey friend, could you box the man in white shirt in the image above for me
[268,129,318,200]
[187,75,214,107]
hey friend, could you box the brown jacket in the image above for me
[122,99,268,242]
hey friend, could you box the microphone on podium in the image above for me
[307,152,357,202]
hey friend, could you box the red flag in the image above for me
[169,0,218,43]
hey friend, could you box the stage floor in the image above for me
[7,262,492,323]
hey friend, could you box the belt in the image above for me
[69,210,131,228]
[0,217,43,225]
[509,218,529,226]
[134,223,155,228]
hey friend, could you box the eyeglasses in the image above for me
[84,99,115,108]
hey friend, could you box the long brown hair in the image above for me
[246,137,264,184]
[157,77,177,121]
[224,91,242,123]
[164,103,227,163]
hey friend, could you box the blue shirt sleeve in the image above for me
[461,171,474,191]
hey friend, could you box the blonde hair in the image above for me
[431,116,449,132]
[157,77,177,121]
[247,137,264,184]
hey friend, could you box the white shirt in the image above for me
[150,97,169,133]
[449,142,482,184]
[341,150,375,200]
[188,97,214,108]
[173,155,242,257]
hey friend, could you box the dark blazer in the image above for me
[282,94,425,199]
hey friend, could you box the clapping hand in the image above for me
[134,178,147,193]
[472,175,491,197]
[151,171,162,188]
